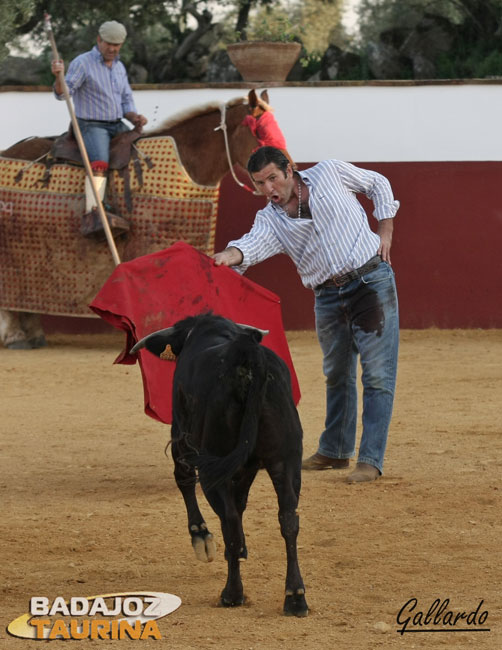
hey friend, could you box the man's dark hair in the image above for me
[247,146,290,176]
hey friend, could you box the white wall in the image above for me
[1,83,501,162]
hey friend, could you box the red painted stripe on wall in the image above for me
[216,161,502,329]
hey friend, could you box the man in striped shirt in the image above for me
[51,21,147,238]
[214,146,399,483]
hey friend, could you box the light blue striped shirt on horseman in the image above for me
[228,159,400,290]
[54,45,136,121]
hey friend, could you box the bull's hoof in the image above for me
[6,340,32,350]
[220,591,245,607]
[190,525,216,562]
[283,590,309,617]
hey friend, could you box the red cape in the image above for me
[90,242,300,424]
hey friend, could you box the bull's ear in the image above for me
[130,327,176,357]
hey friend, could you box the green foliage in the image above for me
[231,9,304,43]
[248,15,301,42]
[17,0,502,82]
[2,0,349,82]
[335,57,372,81]
[0,0,35,62]
[355,0,502,79]
[471,50,502,78]
[435,45,502,79]
[5,0,222,82]
[300,50,322,73]
[298,0,343,54]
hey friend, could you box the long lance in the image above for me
[44,13,121,266]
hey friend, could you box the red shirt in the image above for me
[242,111,287,150]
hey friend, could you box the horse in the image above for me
[0,90,278,349]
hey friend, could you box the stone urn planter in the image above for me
[227,41,302,82]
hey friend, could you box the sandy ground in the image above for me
[1,328,501,649]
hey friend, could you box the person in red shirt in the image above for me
[242,90,296,169]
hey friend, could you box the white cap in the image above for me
[98,21,127,44]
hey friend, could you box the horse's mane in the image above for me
[146,96,247,135]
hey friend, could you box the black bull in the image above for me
[131,314,308,617]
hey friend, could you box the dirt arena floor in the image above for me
[1,328,501,649]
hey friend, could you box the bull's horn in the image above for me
[130,326,175,355]
[236,323,269,337]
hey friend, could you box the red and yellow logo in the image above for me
[7,592,181,640]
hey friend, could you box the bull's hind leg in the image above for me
[231,462,260,561]
[202,464,259,607]
[172,439,216,563]
[266,460,309,617]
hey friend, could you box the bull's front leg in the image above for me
[222,544,244,607]
[172,440,216,563]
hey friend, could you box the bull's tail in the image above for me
[194,337,268,491]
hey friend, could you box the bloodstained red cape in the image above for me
[90,242,300,424]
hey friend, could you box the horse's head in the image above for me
[145,95,260,186]
[247,89,272,119]
[223,96,260,170]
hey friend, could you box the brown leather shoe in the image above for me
[302,453,350,471]
[81,208,130,241]
[346,462,380,483]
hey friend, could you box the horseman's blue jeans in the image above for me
[314,262,399,474]
[76,118,129,163]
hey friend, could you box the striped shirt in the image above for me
[54,46,136,121]
[228,159,400,289]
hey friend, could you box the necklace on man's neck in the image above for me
[296,178,302,219]
[285,173,309,219]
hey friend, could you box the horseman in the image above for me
[51,20,148,239]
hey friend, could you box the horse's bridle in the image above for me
[214,102,256,194]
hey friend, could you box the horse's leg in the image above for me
[19,312,46,348]
[201,464,258,607]
[0,309,31,349]
[266,458,309,617]
[172,438,216,563]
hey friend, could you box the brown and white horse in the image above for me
[0,91,286,349]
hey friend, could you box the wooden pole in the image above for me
[44,13,121,267]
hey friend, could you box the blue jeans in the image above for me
[314,261,399,474]
[76,118,129,163]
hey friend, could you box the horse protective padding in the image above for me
[90,241,300,424]
[0,136,219,315]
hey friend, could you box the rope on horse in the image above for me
[12,151,51,184]
[214,103,257,195]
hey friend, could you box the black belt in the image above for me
[78,118,123,124]
[316,255,382,290]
